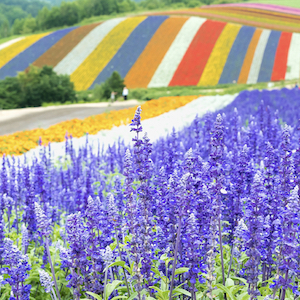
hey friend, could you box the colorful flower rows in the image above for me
[147,17,206,88]
[54,18,126,76]
[207,3,300,16]
[0,33,49,69]
[0,13,300,89]
[90,16,168,90]
[0,27,76,80]
[70,17,145,91]
[32,23,100,69]
[0,95,199,156]
[237,29,262,84]
[200,7,300,30]
[199,23,241,86]
[124,17,187,88]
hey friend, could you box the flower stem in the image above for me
[169,217,182,300]
[115,231,131,296]
[218,218,227,300]
[103,266,109,300]
[45,237,62,300]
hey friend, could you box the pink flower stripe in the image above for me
[204,3,300,16]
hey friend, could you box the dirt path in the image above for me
[0,100,139,136]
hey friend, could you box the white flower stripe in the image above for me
[247,29,271,84]
[147,16,206,88]
[285,33,300,80]
[0,37,25,51]
[54,17,126,75]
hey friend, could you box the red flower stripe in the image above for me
[169,20,226,86]
[271,31,292,81]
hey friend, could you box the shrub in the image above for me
[0,65,76,108]
[93,71,125,101]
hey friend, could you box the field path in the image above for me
[0,100,139,136]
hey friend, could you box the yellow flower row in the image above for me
[0,95,200,156]
[71,17,145,91]
[0,33,50,69]
[198,23,241,86]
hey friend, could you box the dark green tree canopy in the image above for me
[0,65,76,109]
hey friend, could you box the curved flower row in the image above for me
[0,33,49,69]
[0,95,199,156]
[125,17,187,88]
[32,23,100,70]
[71,17,145,91]
[198,23,241,86]
[200,8,300,29]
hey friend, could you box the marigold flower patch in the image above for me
[0,95,199,156]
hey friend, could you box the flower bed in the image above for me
[238,28,262,83]
[198,23,241,86]
[90,16,168,90]
[71,16,145,91]
[32,23,100,69]
[218,25,255,84]
[2,88,300,300]
[271,32,292,81]
[169,19,225,86]
[0,27,76,80]
[54,18,125,76]
[124,17,187,89]
[148,17,205,88]
[0,95,199,156]
[0,33,49,70]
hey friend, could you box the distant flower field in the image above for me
[0,95,199,156]
[0,10,300,90]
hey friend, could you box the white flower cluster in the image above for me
[39,269,54,293]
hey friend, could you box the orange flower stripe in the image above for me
[124,17,188,89]
[238,28,262,84]
[0,95,200,156]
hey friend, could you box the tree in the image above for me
[59,2,80,26]
[12,18,25,35]
[22,15,37,34]
[0,18,10,38]
[93,71,125,100]
[0,77,23,109]
[18,65,76,107]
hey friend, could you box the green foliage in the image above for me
[93,71,125,101]
[0,65,76,109]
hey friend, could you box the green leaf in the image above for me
[173,288,191,297]
[86,291,102,300]
[127,292,138,300]
[225,278,235,287]
[105,261,126,272]
[231,276,247,285]
[111,296,128,300]
[237,292,249,300]
[215,284,237,300]
[174,267,189,275]
[106,280,123,299]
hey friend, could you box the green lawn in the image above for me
[247,0,300,8]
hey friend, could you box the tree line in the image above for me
[0,0,244,38]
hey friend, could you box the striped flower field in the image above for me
[0,6,300,89]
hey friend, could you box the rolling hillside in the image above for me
[0,9,299,90]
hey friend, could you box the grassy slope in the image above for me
[246,0,300,8]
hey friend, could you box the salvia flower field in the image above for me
[1,87,300,299]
